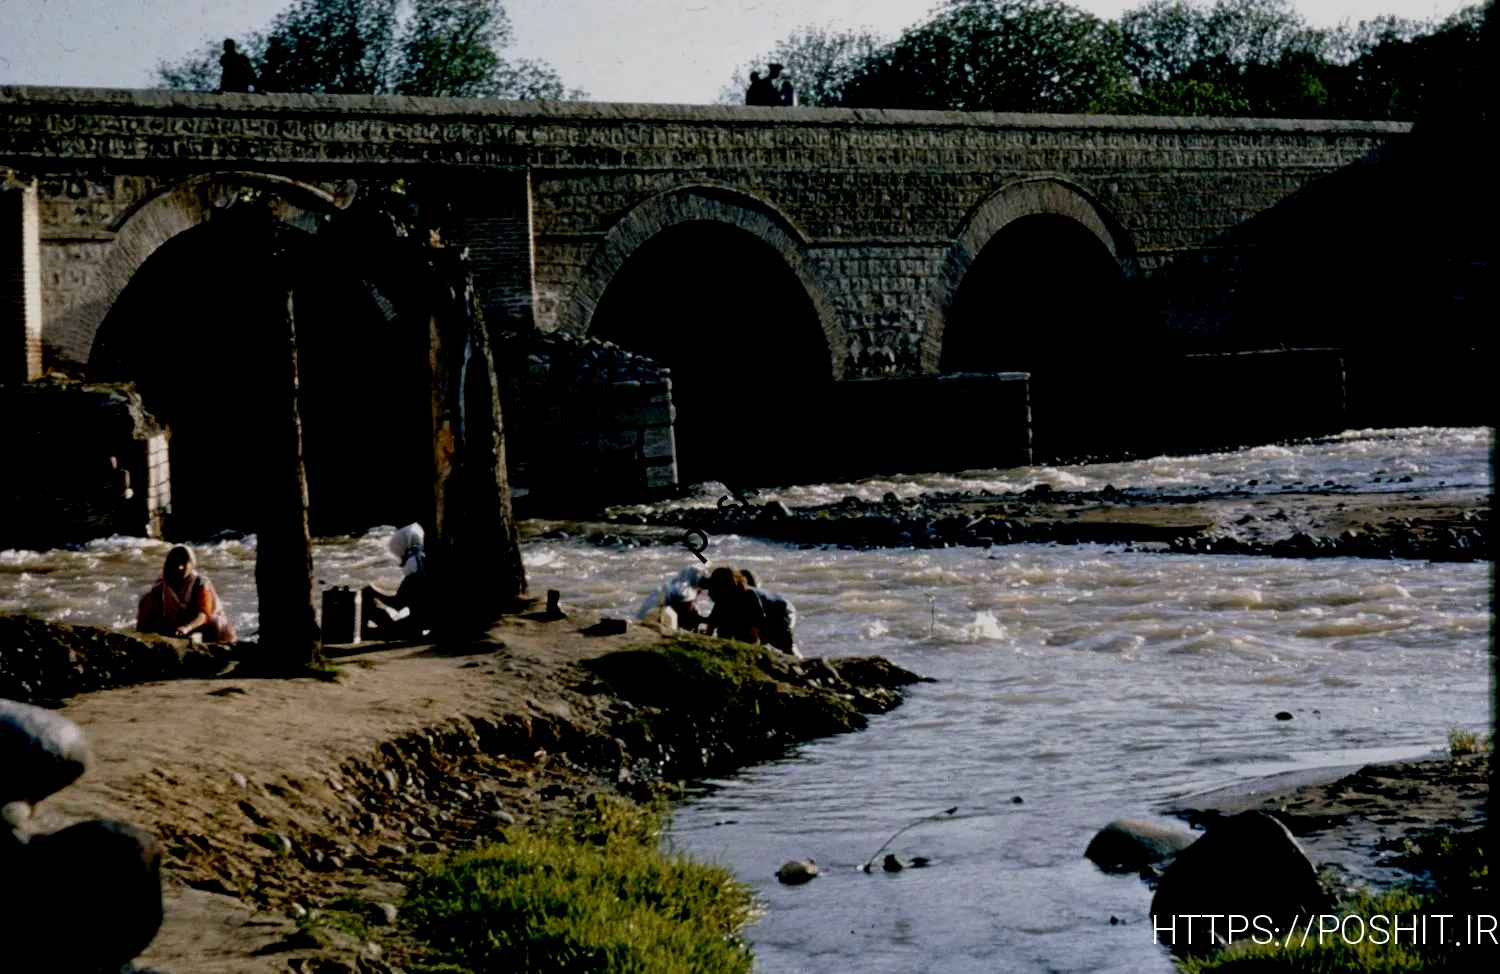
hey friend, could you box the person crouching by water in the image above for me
[137,545,236,642]
[704,567,799,656]
[361,523,430,640]
[636,565,709,630]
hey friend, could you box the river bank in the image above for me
[1165,753,1489,889]
[620,481,1489,562]
[12,602,922,972]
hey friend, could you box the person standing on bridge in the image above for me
[745,70,779,107]
[769,63,796,106]
[218,39,258,94]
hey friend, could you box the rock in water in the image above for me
[0,698,92,806]
[759,500,793,520]
[1,820,163,969]
[1085,817,1199,873]
[776,859,820,884]
[1150,811,1328,954]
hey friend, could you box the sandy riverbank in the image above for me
[18,601,922,972]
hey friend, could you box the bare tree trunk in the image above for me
[423,245,527,637]
[254,288,322,666]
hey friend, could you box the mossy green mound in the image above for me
[586,631,920,777]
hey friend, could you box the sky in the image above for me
[0,0,1479,104]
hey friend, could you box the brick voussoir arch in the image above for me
[57,172,340,364]
[920,175,1136,374]
[562,183,847,379]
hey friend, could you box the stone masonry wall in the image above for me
[0,380,169,550]
[494,330,676,514]
[0,87,1409,382]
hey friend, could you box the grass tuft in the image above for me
[300,657,344,682]
[404,796,758,973]
[1446,727,1488,757]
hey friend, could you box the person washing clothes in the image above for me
[637,565,709,630]
[361,523,430,639]
[703,567,799,655]
[136,546,236,642]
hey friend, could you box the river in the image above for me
[2,426,1492,972]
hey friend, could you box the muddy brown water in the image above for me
[1,426,1491,973]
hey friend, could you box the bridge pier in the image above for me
[0,177,42,384]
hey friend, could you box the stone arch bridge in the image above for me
[2,87,1408,380]
[5,87,1449,530]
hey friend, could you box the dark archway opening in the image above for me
[588,221,833,487]
[941,214,1144,461]
[90,210,430,540]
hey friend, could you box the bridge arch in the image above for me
[86,182,424,538]
[921,176,1136,373]
[47,172,342,363]
[573,186,841,486]
[559,184,845,378]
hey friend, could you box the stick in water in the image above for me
[861,806,958,872]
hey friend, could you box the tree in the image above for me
[836,0,1128,113]
[1091,78,1250,115]
[1117,0,1331,114]
[157,0,583,99]
[1329,4,1489,122]
[257,0,399,94]
[720,25,888,107]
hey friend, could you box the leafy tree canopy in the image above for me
[158,0,584,100]
[838,0,1128,113]
[725,0,1492,120]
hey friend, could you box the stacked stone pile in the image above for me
[494,330,677,513]
[496,330,669,389]
[0,699,163,972]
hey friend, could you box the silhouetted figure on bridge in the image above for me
[218,39,257,94]
[769,63,796,106]
[746,65,795,107]
[257,39,288,93]
[746,70,779,106]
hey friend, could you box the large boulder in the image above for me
[1150,811,1329,954]
[0,819,164,971]
[0,698,92,806]
[1085,817,1199,873]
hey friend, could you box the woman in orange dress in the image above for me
[136,546,235,642]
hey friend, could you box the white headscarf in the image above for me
[637,565,708,619]
[390,523,426,576]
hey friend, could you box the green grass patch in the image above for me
[404,796,758,973]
